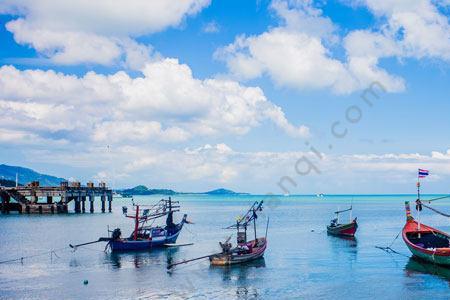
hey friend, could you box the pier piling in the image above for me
[108,194,112,213]
[89,195,94,213]
[101,195,106,213]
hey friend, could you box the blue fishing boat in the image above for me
[70,197,190,252]
[108,198,188,252]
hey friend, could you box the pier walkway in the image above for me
[0,181,113,214]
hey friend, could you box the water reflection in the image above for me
[326,233,358,243]
[405,257,450,281]
[212,257,266,281]
[105,247,179,269]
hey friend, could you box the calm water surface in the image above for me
[1,195,450,299]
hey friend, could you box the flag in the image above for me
[418,169,429,178]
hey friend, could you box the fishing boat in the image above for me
[327,206,357,237]
[70,197,190,252]
[210,201,267,266]
[401,170,450,265]
[402,201,450,265]
[168,201,269,269]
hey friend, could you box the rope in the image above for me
[421,203,450,218]
[0,246,70,265]
[425,195,450,203]
[375,229,409,258]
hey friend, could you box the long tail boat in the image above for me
[327,206,357,237]
[168,201,268,269]
[402,201,450,265]
[70,197,189,252]
[210,201,268,266]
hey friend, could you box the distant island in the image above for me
[120,185,178,196]
[204,188,243,195]
[118,185,247,196]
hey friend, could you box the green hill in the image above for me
[0,164,65,186]
[120,185,177,196]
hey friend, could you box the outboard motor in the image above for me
[112,228,122,240]
[122,206,127,215]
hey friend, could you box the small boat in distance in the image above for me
[402,201,450,265]
[327,206,357,237]
[168,201,268,269]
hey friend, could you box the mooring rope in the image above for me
[375,229,409,258]
[421,203,450,218]
[424,195,450,203]
[0,247,71,265]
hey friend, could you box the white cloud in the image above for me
[0,59,309,147]
[0,0,210,67]
[216,0,405,94]
[202,21,220,33]
[217,0,450,94]
[359,0,450,61]
[20,142,450,193]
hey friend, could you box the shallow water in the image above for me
[1,194,450,299]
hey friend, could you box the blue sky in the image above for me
[0,0,449,194]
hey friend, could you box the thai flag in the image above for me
[418,169,429,178]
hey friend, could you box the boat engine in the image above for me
[111,228,122,240]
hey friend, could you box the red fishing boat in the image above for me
[210,201,268,266]
[327,206,357,237]
[168,201,269,269]
[402,201,450,265]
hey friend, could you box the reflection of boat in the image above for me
[402,201,450,265]
[327,206,357,237]
[108,198,188,252]
[405,257,450,280]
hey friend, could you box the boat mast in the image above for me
[133,205,139,240]
[253,207,257,241]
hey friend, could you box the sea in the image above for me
[1,194,450,299]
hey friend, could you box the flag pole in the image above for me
[417,169,421,236]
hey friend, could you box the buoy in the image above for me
[83,280,89,285]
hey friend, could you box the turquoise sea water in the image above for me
[1,194,450,299]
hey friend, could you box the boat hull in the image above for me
[110,226,182,252]
[327,220,358,237]
[209,237,267,266]
[402,218,450,266]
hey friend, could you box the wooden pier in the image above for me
[0,181,113,214]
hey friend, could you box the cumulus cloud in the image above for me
[217,0,450,94]
[350,0,450,61]
[216,0,405,94]
[0,59,309,148]
[0,0,210,67]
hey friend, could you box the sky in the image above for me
[0,0,449,194]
